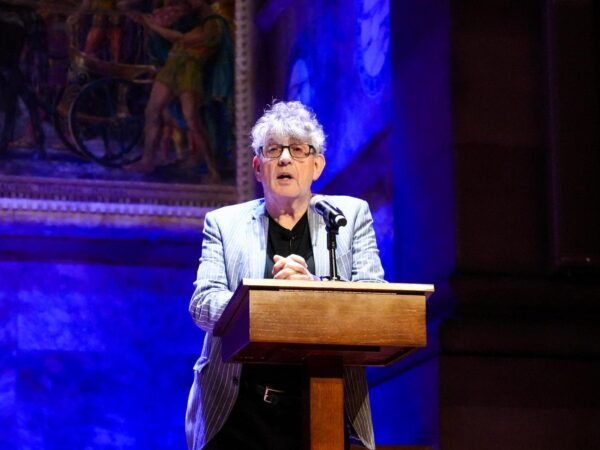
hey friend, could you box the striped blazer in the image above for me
[185,195,385,450]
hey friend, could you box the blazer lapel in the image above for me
[246,200,268,279]
[308,207,329,278]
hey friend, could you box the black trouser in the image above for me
[205,374,351,450]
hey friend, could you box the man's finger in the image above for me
[273,269,311,281]
[287,254,308,267]
[272,255,287,274]
[272,255,305,272]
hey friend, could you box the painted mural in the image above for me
[0,0,235,185]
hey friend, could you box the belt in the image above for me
[252,383,302,407]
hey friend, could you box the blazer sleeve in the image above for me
[188,211,234,332]
[350,200,385,282]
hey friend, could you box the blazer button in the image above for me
[232,376,239,385]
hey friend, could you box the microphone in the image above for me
[310,195,347,228]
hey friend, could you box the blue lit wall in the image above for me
[372,1,453,447]
[0,225,204,448]
[257,0,395,273]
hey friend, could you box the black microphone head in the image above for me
[333,213,347,227]
[310,195,347,227]
[309,194,326,210]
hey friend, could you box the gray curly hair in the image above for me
[250,101,326,156]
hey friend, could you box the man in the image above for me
[186,101,385,450]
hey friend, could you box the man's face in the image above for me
[252,136,325,204]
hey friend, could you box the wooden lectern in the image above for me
[214,279,434,450]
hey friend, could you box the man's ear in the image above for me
[312,154,326,181]
[252,156,262,181]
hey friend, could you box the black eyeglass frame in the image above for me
[258,143,317,160]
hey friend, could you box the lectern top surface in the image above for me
[240,278,434,295]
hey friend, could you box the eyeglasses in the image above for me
[259,143,316,160]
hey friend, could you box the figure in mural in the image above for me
[146,0,197,168]
[185,101,384,450]
[127,0,233,181]
[76,0,125,61]
[0,0,48,158]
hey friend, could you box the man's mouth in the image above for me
[277,173,293,179]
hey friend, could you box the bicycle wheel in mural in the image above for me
[67,77,148,167]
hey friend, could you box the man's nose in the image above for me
[277,147,293,164]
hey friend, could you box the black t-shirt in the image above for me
[264,212,315,278]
